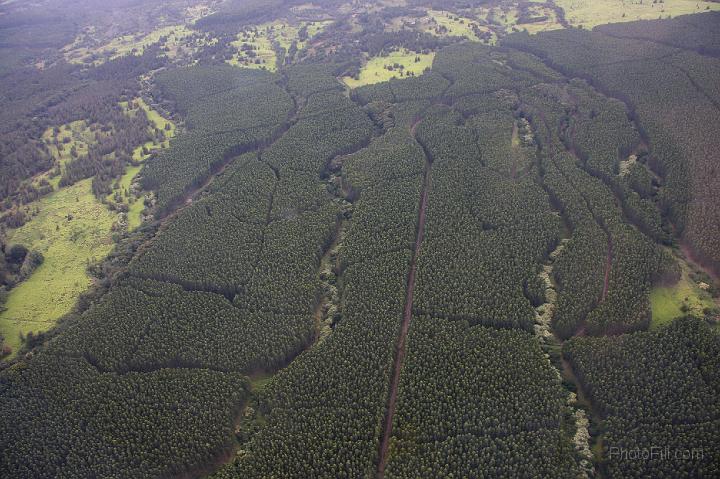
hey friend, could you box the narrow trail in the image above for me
[377,121,432,478]
[601,237,612,302]
[510,121,519,179]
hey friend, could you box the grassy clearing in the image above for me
[650,256,716,329]
[413,10,499,43]
[39,120,105,188]
[557,0,720,29]
[0,179,117,356]
[272,20,332,52]
[228,29,277,71]
[41,120,93,166]
[228,20,331,70]
[111,98,175,230]
[425,10,482,40]
[63,25,212,66]
[517,5,564,34]
[472,3,563,34]
[342,48,435,88]
[0,98,174,355]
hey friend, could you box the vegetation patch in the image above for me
[227,20,331,70]
[39,120,104,188]
[556,0,720,29]
[228,28,277,70]
[650,254,717,329]
[110,98,175,230]
[63,25,213,66]
[0,178,116,356]
[422,9,493,43]
[342,48,435,88]
[466,2,565,35]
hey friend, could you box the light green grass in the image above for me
[272,20,331,52]
[41,120,94,167]
[650,260,716,329]
[36,120,103,189]
[0,99,174,354]
[472,4,563,34]
[111,98,175,230]
[342,48,435,88]
[228,28,277,71]
[557,0,720,29]
[63,25,212,65]
[0,179,116,356]
[228,19,331,70]
[424,10,483,41]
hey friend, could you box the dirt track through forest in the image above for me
[601,237,612,301]
[376,121,431,478]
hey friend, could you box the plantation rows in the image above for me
[351,71,450,106]
[213,127,427,478]
[339,128,425,267]
[0,354,248,478]
[433,44,545,101]
[224,252,410,478]
[505,24,720,270]
[413,106,559,331]
[141,66,293,213]
[520,83,671,337]
[595,12,720,55]
[131,89,372,301]
[465,101,519,176]
[386,316,579,478]
[4,34,716,478]
[1,67,378,477]
[565,318,720,478]
[564,82,666,241]
[48,278,315,374]
[262,93,373,175]
[131,155,273,293]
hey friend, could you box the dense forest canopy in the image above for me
[0,0,719,478]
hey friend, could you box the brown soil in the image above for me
[377,132,431,478]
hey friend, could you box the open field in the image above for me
[228,20,331,70]
[0,97,174,355]
[650,255,716,329]
[408,9,498,43]
[111,98,176,230]
[0,179,116,356]
[272,20,332,51]
[425,9,482,40]
[63,25,213,66]
[473,3,564,34]
[342,48,434,88]
[557,0,720,29]
[39,120,103,188]
[228,29,277,70]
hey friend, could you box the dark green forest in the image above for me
[1,1,719,478]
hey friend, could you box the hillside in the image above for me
[0,1,718,478]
